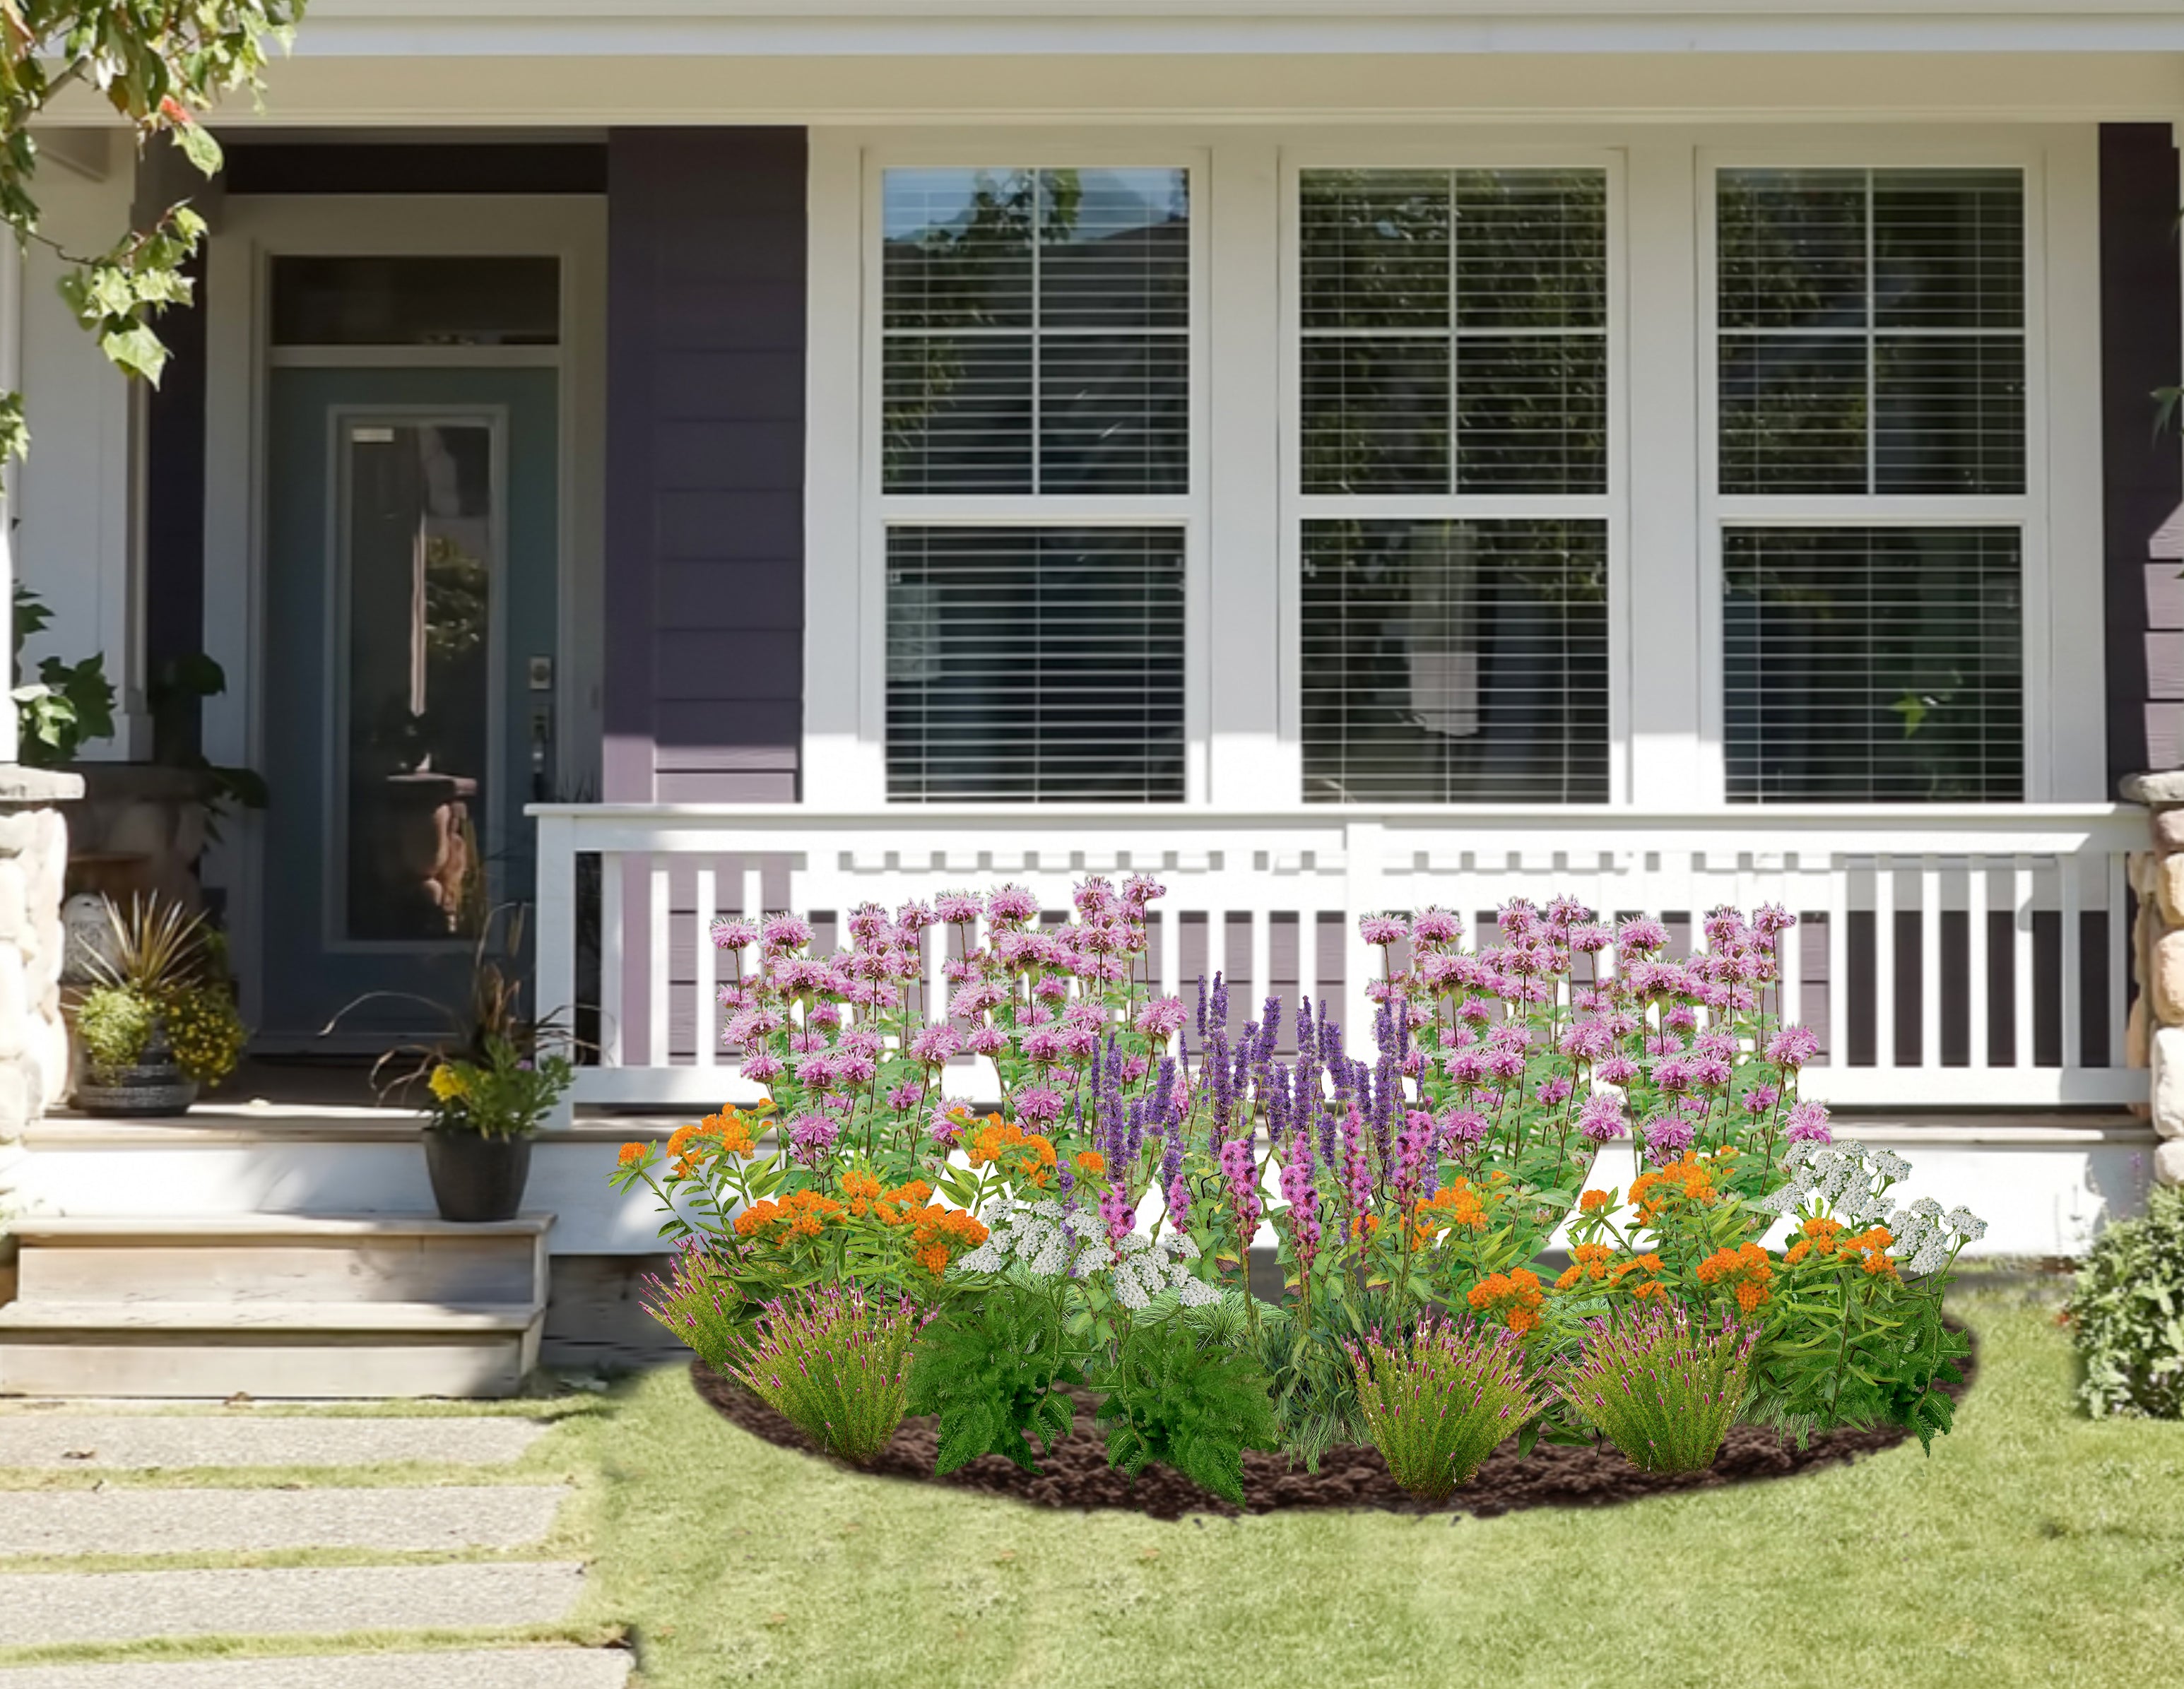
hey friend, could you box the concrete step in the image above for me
[10,1216,551,1309]
[0,1562,588,1647]
[0,1652,630,1689]
[3,1486,568,1557]
[0,1302,545,1399]
[0,1414,549,1470]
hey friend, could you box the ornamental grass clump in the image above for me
[1559,1303,1756,1475]
[723,1284,927,1465]
[1346,1317,1539,1502]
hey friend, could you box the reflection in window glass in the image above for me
[272,257,559,347]
[1301,519,1610,802]
[1716,168,2025,494]
[1299,170,1608,495]
[342,422,494,940]
[880,168,1190,494]
[1724,526,2022,802]
[887,527,1185,801]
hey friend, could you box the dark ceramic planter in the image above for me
[76,1025,198,1117]
[423,1127,533,1223]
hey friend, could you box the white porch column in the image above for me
[15,130,144,761]
[1205,140,1291,804]
[1624,138,1708,807]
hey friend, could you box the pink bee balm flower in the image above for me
[1411,908,1463,944]
[1015,1085,1065,1127]
[967,1025,1010,1057]
[909,1026,963,1066]
[1766,1026,1820,1069]
[987,884,1040,926]
[760,914,813,951]
[1359,915,1409,946]
[935,891,981,924]
[1134,996,1186,1041]
[1617,916,1670,956]
[710,916,759,950]
[740,1051,784,1082]
[1785,1100,1832,1144]
[1577,1094,1627,1144]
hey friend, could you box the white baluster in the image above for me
[1874,857,1896,1070]
[600,854,625,1069]
[2060,848,2083,1073]
[649,861,671,1071]
[1826,857,1848,1071]
[695,865,717,1069]
[1919,855,1941,1079]
[2108,850,2129,1069]
[1966,858,1990,1072]
[2012,855,2035,1069]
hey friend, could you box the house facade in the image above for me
[11,1,2184,1279]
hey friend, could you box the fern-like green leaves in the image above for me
[908,1281,1085,1476]
[1094,1308,1279,1507]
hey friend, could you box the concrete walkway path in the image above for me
[0,1650,630,1688]
[5,1486,570,1556]
[0,1416,548,1471]
[0,1406,627,1682]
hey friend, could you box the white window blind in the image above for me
[1299,168,1607,495]
[879,166,1194,802]
[1294,165,1615,803]
[886,528,1186,802]
[1715,165,2029,803]
[882,167,1189,495]
[1717,167,2025,496]
[1301,518,1610,802]
[1723,527,2024,802]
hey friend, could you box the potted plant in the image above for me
[420,1036,575,1221]
[73,895,247,1115]
[331,905,581,1223]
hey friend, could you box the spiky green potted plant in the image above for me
[72,896,247,1115]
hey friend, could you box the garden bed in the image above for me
[692,1328,1976,1522]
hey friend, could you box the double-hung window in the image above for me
[878,165,1195,802]
[1293,165,1614,804]
[1714,165,2029,802]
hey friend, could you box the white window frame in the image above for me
[1279,142,1631,806]
[1695,129,2101,805]
[852,141,1212,806]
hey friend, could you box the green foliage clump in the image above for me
[1347,1317,1540,1502]
[1558,1303,1756,1475]
[726,1284,926,1466]
[642,1241,752,1380]
[2070,1185,2184,1419]
[908,1280,1082,1475]
[75,985,158,1082]
[1094,1300,1278,1507]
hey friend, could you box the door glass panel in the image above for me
[341,420,495,941]
[273,257,560,347]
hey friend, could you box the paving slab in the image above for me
[0,1417,548,1472]
[2,1486,568,1557]
[0,1563,586,1647]
[0,1651,630,1688]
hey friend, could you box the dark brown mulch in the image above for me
[691,1328,1976,1522]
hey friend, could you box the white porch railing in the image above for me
[529,804,2148,1112]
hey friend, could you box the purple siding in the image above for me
[604,128,808,802]
[2100,124,2184,785]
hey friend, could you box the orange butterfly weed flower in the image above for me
[1554,1242,1614,1291]
[616,1142,647,1168]
[731,1189,846,1245]
[702,1109,757,1157]
[1578,1189,1612,1215]
[1628,1152,1719,1225]
[1467,1269,1545,1334]
[1413,1180,1490,1245]
[1696,1240,1776,1312]
[1075,1150,1107,1176]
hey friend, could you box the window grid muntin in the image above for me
[1716,166,2027,499]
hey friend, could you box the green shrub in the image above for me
[76,986,158,1081]
[908,1279,1082,1476]
[2070,1185,2184,1419]
[1095,1303,1278,1507]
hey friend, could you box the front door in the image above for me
[261,367,560,1041]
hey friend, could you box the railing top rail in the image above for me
[530,801,2144,826]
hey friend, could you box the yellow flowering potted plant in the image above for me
[420,1036,575,1221]
[72,895,246,1115]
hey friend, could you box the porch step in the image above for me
[0,1216,552,1399]
[8,1214,550,1307]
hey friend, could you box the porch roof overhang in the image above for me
[31,3,2184,129]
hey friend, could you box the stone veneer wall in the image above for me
[2123,771,2184,1185]
[0,767,81,1231]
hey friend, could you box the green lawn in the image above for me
[584,1279,2184,1689]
